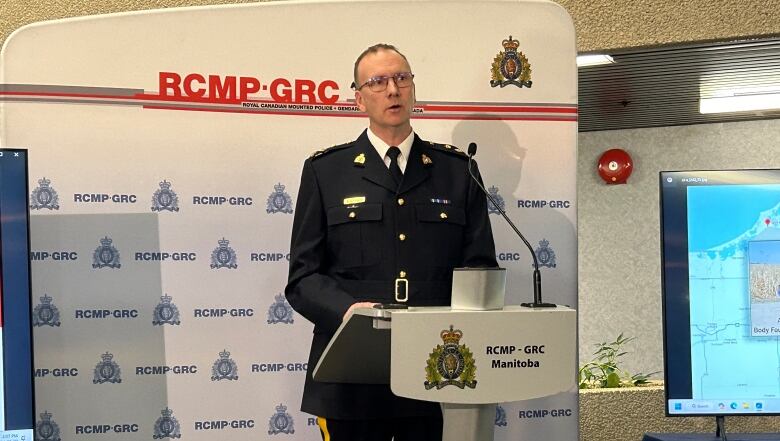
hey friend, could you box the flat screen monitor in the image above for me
[0,149,34,439]
[661,169,780,416]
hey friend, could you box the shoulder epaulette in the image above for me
[310,141,354,160]
[427,141,468,159]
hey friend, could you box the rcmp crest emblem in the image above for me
[151,180,179,212]
[424,325,477,390]
[30,177,60,210]
[487,186,505,215]
[35,411,61,441]
[33,294,61,327]
[267,294,294,324]
[266,183,293,214]
[210,237,238,269]
[153,294,181,326]
[92,236,121,269]
[534,239,557,268]
[211,349,238,381]
[93,352,122,384]
[153,408,182,439]
[495,405,508,427]
[268,403,295,435]
[490,35,532,88]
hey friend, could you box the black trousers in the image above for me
[316,415,443,441]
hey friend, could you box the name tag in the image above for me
[343,196,366,205]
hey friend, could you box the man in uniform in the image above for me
[285,43,497,441]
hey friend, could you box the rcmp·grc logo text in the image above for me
[93,352,122,384]
[135,251,197,262]
[266,183,293,214]
[93,236,121,269]
[152,180,179,212]
[30,250,78,262]
[153,408,182,439]
[74,193,137,203]
[268,404,294,435]
[33,294,61,327]
[31,177,60,210]
[193,195,253,206]
[195,419,255,430]
[35,411,61,441]
[211,237,238,269]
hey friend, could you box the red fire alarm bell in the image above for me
[597,148,633,184]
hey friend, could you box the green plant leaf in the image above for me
[606,372,621,388]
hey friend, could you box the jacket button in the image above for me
[399,233,406,241]
[399,270,407,278]
[348,211,356,219]
[398,198,405,206]
[440,212,448,219]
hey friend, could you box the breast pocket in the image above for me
[415,204,466,267]
[326,203,383,268]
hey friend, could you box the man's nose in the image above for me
[386,77,401,95]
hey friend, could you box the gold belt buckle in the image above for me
[395,278,409,303]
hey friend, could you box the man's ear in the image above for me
[355,90,366,112]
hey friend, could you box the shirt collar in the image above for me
[367,127,414,162]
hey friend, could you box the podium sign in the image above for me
[390,306,576,404]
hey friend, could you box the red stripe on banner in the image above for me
[142,105,577,121]
[420,104,578,114]
[1,91,577,114]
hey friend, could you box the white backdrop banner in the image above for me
[1,1,578,439]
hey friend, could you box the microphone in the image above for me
[467,142,556,308]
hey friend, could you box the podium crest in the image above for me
[424,325,477,390]
[490,36,532,88]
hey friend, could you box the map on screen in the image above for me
[687,184,780,400]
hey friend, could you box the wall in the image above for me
[578,118,780,375]
[1,0,779,52]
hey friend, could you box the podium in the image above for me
[313,269,577,441]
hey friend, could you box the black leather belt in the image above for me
[336,279,451,306]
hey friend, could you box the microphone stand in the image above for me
[467,145,556,308]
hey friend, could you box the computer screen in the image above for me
[661,169,780,416]
[0,149,34,439]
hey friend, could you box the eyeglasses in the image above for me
[352,72,415,92]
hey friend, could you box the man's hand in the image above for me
[343,301,378,321]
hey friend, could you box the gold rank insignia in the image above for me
[354,153,366,166]
[343,196,366,205]
[421,154,433,165]
[490,35,532,88]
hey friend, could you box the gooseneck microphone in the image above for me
[467,142,556,308]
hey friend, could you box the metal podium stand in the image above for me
[313,269,577,441]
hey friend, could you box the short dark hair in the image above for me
[352,43,410,87]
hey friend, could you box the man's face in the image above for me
[354,49,416,132]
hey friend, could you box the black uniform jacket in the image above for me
[285,130,497,420]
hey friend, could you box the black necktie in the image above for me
[386,146,403,186]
